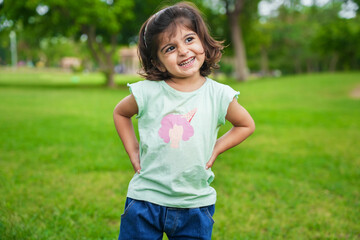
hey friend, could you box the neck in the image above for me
[166,74,206,92]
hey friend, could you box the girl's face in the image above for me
[156,25,205,81]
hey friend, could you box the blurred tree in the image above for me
[267,4,316,74]
[193,0,263,78]
[256,0,359,74]
[119,0,162,45]
[312,17,360,71]
[244,20,273,76]
[0,17,11,65]
[223,0,252,81]
[39,37,91,68]
[3,0,134,87]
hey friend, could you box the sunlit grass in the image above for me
[0,69,359,239]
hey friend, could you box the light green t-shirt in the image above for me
[126,78,239,208]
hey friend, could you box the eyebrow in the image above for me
[160,32,197,53]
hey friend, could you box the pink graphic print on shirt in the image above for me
[158,108,197,148]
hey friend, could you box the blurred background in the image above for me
[1,0,359,85]
[1,1,360,240]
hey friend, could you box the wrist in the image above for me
[213,140,225,156]
[128,149,139,159]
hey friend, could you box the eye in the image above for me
[165,46,175,53]
[185,37,194,43]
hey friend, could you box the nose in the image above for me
[177,44,189,56]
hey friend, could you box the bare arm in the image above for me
[206,98,255,169]
[113,94,141,173]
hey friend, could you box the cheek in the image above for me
[196,43,205,56]
[160,56,177,70]
[166,55,178,66]
[197,47,206,59]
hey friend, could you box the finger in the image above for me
[205,158,215,170]
[132,162,141,174]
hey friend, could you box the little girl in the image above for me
[113,2,255,239]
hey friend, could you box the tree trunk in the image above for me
[226,0,249,81]
[106,68,115,87]
[103,52,115,88]
[84,26,116,87]
[104,69,115,87]
[229,14,249,81]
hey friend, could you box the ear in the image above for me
[151,59,167,72]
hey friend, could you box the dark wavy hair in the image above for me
[138,2,224,80]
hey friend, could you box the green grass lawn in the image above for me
[0,68,359,239]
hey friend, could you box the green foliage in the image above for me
[0,69,359,239]
[2,0,135,86]
[38,37,91,68]
[220,62,235,77]
[255,2,360,74]
[312,16,360,70]
[3,0,134,41]
[118,0,167,44]
[217,0,262,55]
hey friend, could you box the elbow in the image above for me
[113,110,118,125]
[113,108,118,120]
[113,104,123,119]
[248,119,256,136]
[113,106,123,122]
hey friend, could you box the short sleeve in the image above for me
[218,85,240,125]
[127,82,145,119]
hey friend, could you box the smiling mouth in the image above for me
[179,57,195,67]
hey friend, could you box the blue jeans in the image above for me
[118,198,215,240]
